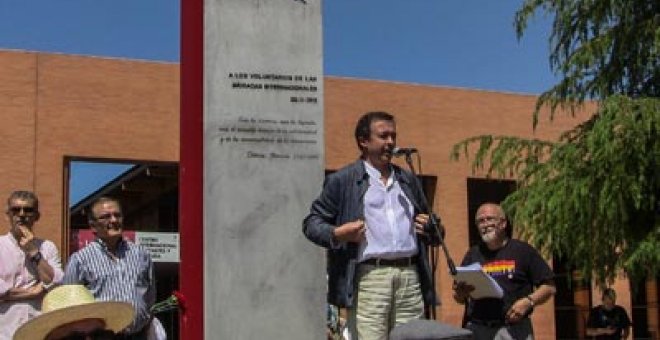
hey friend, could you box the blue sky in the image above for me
[325,1,556,93]
[0,0,556,204]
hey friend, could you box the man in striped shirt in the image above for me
[63,197,155,339]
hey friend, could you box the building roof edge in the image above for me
[324,75,542,98]
[0,48,178,65]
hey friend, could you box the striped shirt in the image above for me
[63,238,155,335]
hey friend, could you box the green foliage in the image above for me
[451,0,659,285]
[514,0,659,127]
[451,96,659,286]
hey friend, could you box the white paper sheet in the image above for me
[452,262,504,299]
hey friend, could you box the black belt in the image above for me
[361,256,417,267]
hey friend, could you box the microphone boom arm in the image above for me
[403,152,457,276]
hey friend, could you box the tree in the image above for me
[451,0,659,286]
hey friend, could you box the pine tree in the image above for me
[451,0,659,285]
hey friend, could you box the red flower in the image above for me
[151,291,187,314]
[172,290,187,312]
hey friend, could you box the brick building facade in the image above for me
[1,49,655,339]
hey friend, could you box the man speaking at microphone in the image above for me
[303,111,440,339]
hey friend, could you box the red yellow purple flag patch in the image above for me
[482,260,515,277]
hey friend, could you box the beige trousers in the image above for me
[347,264,424,340]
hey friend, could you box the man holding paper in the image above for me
[452,203,556,340]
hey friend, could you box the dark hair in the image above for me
[87,197,122,223]
[602,288,617,300]
[7,190,39,211]
[354,111,395,151]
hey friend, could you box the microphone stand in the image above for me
[402,152,458,319]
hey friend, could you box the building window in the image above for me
[553,257,590,339]
[630,277,658,339]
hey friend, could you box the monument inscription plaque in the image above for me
[203,0,324,338]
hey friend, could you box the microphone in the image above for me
[392,147,418,157]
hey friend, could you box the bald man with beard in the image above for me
[453,203,556,340]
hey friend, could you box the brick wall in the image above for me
[1,50,621,339]
[0,50,179,250]
[324,77,596,339]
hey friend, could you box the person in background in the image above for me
[0,190,64,340]
[453,202,556,340]
[13,284,134,340]
[64,197,155,339]
[586,288,632,339]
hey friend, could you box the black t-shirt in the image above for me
[586,305,631,339]
[461,239,554,322]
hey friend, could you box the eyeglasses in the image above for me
[94,212,123,221]
[8,206,36,215]
[475,216,504,224]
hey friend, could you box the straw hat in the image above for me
[14,284,134,340]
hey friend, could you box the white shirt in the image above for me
[0,232,64,340]
[358,161,418,262]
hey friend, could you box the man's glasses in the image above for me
[94,212,123,221]
[475,216,503,224]
[8,206,37,215]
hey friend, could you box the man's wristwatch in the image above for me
[30,251,43,264]
[525,295,535,308]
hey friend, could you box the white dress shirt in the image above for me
[358,161,418,262]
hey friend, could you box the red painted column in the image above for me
[180,0,204,338]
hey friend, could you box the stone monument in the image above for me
[201,0,324,338]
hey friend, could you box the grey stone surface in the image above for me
[204,0,325,338]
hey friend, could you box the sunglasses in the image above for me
[94,212,123,221]
[8,206,37,215]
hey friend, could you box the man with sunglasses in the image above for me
[63,197,155,339]
[452,203,556,340]
[0,190,64,340]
